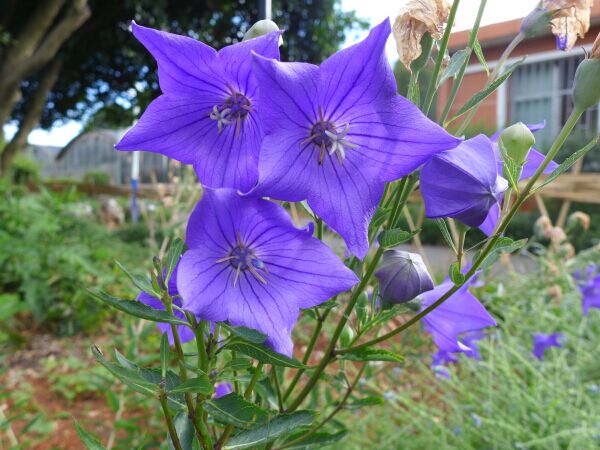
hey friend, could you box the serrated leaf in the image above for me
[74,420,106,450]
[448,58,524,123]
[434,219,457,254]
[338,348,404,363]
[228,326,268,344]
[169,376,214,395]
[449,262,465,285]
[534,137,599,192]
[165,238,185,284]
[204,393,269,429]
[282,430,348,449]
[478,237,527,270]
[169,412,194,450]
[89,291,190,327]
[115,260,160,298]
[223,411,316,449]
[473,38,489,75]
[437,48,470,87]
[378,228,418,248]
[225,340,305,368]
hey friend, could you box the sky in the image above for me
[3,0,539,148]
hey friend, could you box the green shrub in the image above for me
[9,156,40,185]
[83,170,111,186]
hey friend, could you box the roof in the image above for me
[449,3,600,51]
[56,128,126,161]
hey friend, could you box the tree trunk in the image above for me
[0,0,90,127]
[0,60,62,175]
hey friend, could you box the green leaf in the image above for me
[228,325,268,344]
[204,393,269,429]
[88,291,190,327]
[224,340,305,368]
[74,420,106,450]
[437,48,470,87]
[169,412,194,450]
[369,207,390,234]
[345,396,385,409]
[473,38,489,76]
[534,136,599,192]
[164,238,185,284]
[282,430,348,449]
[338,348,404,363]
[378,228,418,248]
[223,411,316,449]
[478,237,527,270]
[223,358,253,372]
[434,219,457,254]
[115,260,160,298]
[497,137,522,192]
[169,376,214,395]
[160,333,169,379]
[448,262,465,285]
[448,58,525,122]
[363,303,412,334]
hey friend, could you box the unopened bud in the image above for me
[375,250,434,305]
[498,122,535,167]
[340,325,355,348]
[520,5,553,38]
[243,20,283,45]
[572,57,600,111]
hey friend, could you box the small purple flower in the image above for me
[420,134,508,228]
[420,277,497,354]
[177,188,358,356]
[532,332,563,360]
[214,382,233,398]
[375,250,434,305]
[479,122,559,235]
[137,264,195,345]
[115,22,282,191]
[556,34,568,51]
[250,19,460,258]
[579,275,600,316]
[461,330,487,360]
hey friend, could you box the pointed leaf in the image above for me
[165,238,185,284]
[282,430,348,449]
[168,412,195,450]
[204,393,269,429]
[338,348,404,363]
[74,420,106,450]
[345,397,385,409]
[434,219,457,254]
[224,340,305,368]
[115,260,160,297]
[169,376,214,395]
[378,228,418,248]
[228,325,268,344]
[478,237,527,270]
[437,48,470,87]
[473,38,489,76]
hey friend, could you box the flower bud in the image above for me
[243,20,283,45]
[520,5,553,39]
[340,324,355,348]
[375,249,434,305]
[567,211,591,231]
[572,57,600,111]
[498,122,536,167]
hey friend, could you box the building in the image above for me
[438,3,600,149]
[36,128,174,184]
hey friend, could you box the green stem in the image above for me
[438,0,488,125]
[455,32,524,135]
[423,0,461,115]
[337,108,584,354]
[316,217,324,240]
[272,367,284,412]
[160,394,184,450]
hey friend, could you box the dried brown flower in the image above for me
[543,0,594,50]
[392,0,451,70]
[592,32,600,58]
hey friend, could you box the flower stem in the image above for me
[438,0,488,125]
[160,393,184,450]
[423,0,461,116]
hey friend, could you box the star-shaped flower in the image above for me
[177,188,358,356]
[115,22,282,191]
[250,19,460,258]
[532,332,563,360]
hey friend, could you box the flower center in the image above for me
[209,90,252,137]
[216,232,267,288]
[303,108,357,165]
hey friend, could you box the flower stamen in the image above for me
[209,89,252,137]
[216,231,267,287]
[306,108,357,165]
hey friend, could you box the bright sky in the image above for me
[3,0,539,148]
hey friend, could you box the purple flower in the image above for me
[420,134,508,228]
[461,330,487,360]
[214,382,233,398]
[579,275,600,316]
[115,22,282,191]
[137,263,195,345]
[532,332,563,360]
[177,188,358,356]
[420,277,497,354]
[250,19,460,258]
[375,250,434,305]
[479,122,559,235]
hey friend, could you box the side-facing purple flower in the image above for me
[115,22,282,191]
[579,274,600,316]
[479,122,559,235]
[420,134,508,228]
[138,263,195,345]
[250,19,460,258]
[177,188,358,356]
[532,332,563,360]
[375,250,434,305]
[214,382,233,398]
[420,277,497,354]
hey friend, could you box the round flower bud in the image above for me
[520,6,552,39]
[498,122,536,168]
[243,20,283,45]
[572,58,600,111]
[375,249,434,305]
[340,324,355,348]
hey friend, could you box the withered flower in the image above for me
[542,0,594,51]
[392,0,451,70]
[592,31,600,58]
